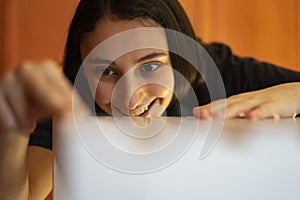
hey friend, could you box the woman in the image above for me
[0,0,300,199]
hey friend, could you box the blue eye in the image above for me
[140,63,162,72]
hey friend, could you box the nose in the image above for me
[112,70,145,114]
[128,88,145,110]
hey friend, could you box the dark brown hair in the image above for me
[63,0,201,115]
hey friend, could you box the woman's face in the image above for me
[80,16,174,117]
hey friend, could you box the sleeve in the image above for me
[28,119,52,150]
[202,42,300,97]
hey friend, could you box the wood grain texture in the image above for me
[180,0,299,71]
[0,0,79,75]
[1,0,21,74]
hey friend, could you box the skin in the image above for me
[0,16,299,200]
[81,16,174,118]
[193,82,300,120]
[0,61,88,200]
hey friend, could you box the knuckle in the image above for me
[16,61,34,78]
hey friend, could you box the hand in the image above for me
[0,60,89,133]
[193,82,300,120]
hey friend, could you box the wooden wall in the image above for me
[0,0,3,72]
[179,0,300,71]
[0,0,79,75]
[0,0,299,75]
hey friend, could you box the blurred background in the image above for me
[180,0,300,71]
[0,0,299,76]
[0,0,299,199]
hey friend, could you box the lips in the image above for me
[130,98,158,117]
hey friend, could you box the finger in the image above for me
[16,61,67,118]
[38,60,72,97]
[0,93,18,131]
[0,73,34,129]
[37,60,90,117]
[17,60,89,119]
[193,106,211,120]
[246,101,294,120]
[38,60,90,117]
[222,96,264,119]
[193,99,227,119]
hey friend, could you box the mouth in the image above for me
[129,98,159,117]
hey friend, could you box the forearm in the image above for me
[0,131,30,200]
[0,60,85,199]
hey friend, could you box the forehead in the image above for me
[80,16,168,59]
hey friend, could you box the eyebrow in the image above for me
[134,52,169,64]
[89,52,169,66]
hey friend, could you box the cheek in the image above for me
[142,70,174,95]
[94,82,115,105]
[84,75,114,105]
[148,71,174,96]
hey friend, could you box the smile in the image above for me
[130,98,158,117]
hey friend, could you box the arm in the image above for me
[193,42,300,119]
[0,138,53,200]
[193,82,300,120]
[0,60,88,199]
[0,130,31,199]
